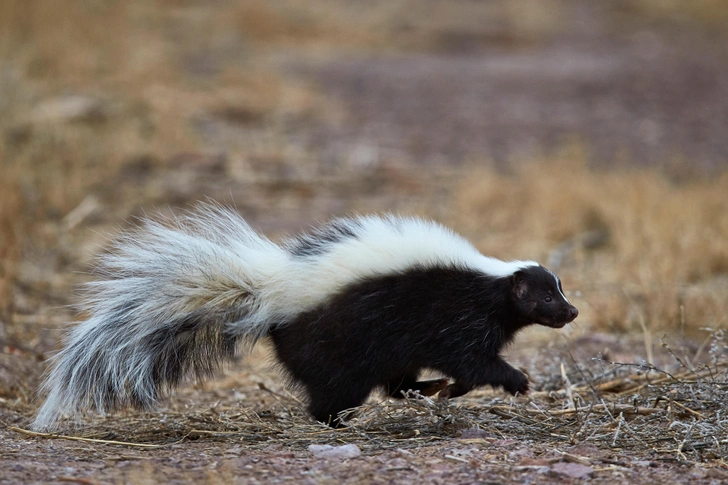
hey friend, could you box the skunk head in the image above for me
[511,265,578,328]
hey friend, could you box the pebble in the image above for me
[308,444,362,460]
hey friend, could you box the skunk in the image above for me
[33,204,578,430]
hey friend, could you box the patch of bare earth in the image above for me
[3,331,728,484]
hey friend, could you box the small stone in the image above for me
[513,465,550,474]
[550,462,595,479]
[388,458,408,468]
[706,467,728,479]
[509,447,534,460]
[308,444,362,460]
[224,446,245,456]
[690,468,707,479]
[566,442,603,459]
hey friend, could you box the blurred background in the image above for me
[1,0,728,396]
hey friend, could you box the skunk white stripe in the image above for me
[549,271,570,304]
[77,209,538,332]
[273,215,538,316]
[106,209,537,328]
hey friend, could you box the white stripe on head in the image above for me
[549,270,570,304]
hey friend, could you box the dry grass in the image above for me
[0,156,21,321]
[454,153,728,336]
[611,0,728,35]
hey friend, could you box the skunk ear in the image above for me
[511,271,529,300]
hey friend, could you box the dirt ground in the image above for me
[2,1,728,484]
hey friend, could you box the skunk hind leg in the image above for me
[307,383,373,428]
[385,376,450,398]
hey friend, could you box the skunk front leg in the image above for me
[386,376,449,398]
[439,357,529,399]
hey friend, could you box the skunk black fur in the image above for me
[271,265,577,425]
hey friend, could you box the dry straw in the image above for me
[454,156,728,336]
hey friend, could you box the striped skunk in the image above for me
[33,204,578,430]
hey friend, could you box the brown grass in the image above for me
[1,0,727,342]
[611,0,728,36]
[0,152,21,321]
[454,153,728,335]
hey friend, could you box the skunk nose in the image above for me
[569,307,579,320]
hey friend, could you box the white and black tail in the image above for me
[33,205,289,431]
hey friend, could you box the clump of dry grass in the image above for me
[3,0,725,335]
[454,153,728,335]
[611,0,728,36]
[0,158,21,321]
[0,0,290,322]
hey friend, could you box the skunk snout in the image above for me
[568,306,579,321]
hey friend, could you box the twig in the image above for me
[542,403,663,417]
[669,400,705,418]
[600,399,648,449]
[569,399,597,444]
[557,450,592,466]
[611,412,624,447]
[57,477,100,485]
[623,289,653,365]
[676,420,695,461]
[561,362,579,422]
[444,454,470,463]
[9,426,183,448]
[188,429,254,437]
[257,382,296,418]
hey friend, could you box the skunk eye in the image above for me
[544,296,553,303]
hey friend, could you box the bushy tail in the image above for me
[33,204,288,431]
